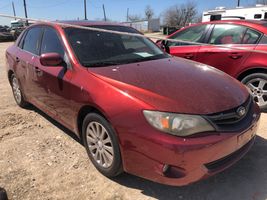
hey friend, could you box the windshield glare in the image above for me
[64,25,168,67]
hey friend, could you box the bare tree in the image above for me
[163,2,197,27]
[128,14,142,22]
[256,0,267,4]
[145,5,154,20]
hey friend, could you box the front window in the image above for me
[167,25,208,46]
[41,27,65,57]
[64,25,168,67]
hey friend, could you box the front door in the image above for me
[32,26,74,128]
[165,24,210,61]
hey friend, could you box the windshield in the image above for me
[64,25,168,67]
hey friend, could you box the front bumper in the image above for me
[118,105,260,186]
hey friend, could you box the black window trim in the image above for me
[16,29,28,48]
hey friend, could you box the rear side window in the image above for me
[259,35,267,44]
[209,24,247,45]
[22,27,43,55]
[40,27,65,57]
[210,15,222,21]
[254,14,262,19]
[243,29,261,44]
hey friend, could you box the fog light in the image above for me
[162,164,186,178]
[162,164,170,173]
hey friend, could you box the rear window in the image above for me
[259,35,267,44]
[22,27,43,55]
[243,29,261,44]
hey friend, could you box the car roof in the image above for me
[54,20,124,27]
[200,20,267,33]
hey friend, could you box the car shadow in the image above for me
[25,105,82,145]
[25,105,267,200]
[111,136,267,200]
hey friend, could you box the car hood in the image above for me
[88,57,249,114]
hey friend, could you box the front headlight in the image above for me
[143,110,215,137]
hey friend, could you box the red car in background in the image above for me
[158,20,267,110]
[5,21,260,186]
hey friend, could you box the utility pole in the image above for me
[12,1,16,20]
[23,0,28,25]
[127,8,129,22]
[84,0,87,20]
[237,0,240,7]
[102,4,107,21]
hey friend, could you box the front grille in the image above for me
[205,138,255,173]
[204,96,254,132]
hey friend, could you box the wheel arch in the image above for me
[7,69,14,85]
[76,105,108,142]
[237,67,267,81]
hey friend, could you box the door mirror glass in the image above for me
[156,39,165,49]
[40,53,63,66]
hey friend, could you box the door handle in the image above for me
[229,53,243,59]
[184,53,194,59]
[15,57,20,63]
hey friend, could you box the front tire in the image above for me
[241,73,267,111]
[10,74,29,108]
[82,113,123,177]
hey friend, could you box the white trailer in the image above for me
[202,4,267,22]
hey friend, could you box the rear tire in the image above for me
[0,187,8,200]
[241,73,267,111]
[82,113,123,177]
[10,74,29,108]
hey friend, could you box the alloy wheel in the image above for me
[246,78,267,107]
[86,121,114,168]
[12,76,22,104]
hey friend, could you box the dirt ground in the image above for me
[0,41,267,200]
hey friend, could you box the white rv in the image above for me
[202,4,267,22]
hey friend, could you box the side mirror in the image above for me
[156,39,167,51]
[40,53,63,66]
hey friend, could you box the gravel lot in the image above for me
[0,41,267,200]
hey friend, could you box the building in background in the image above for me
[202,4,267,22]
[123,18,160,32]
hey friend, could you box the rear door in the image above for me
[165,24,210,60]
[15,26,43,101]
[196,24,259,77]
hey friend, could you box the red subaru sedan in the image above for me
[158,20,267,110]
[6,21,260,186]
